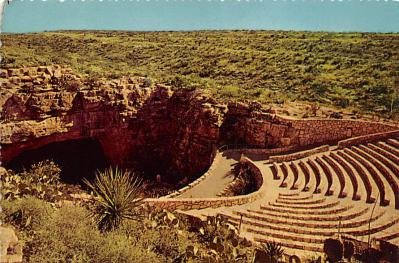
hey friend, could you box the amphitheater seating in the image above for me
[351,146,399,209]
[279,163,289,188]
[268,137,399,210]
[378,141,399,157]
[337,150,375,204]
[307,159,321,194]
[289,162,299,190]
[344,149,389,206]
[219,136,399,253]
[322,155,347,198]
[367,144,399,175]
[359,145,399,179]
[330,152,361,201]
[221,192,398,253]
[315,157,334,196]
[298,161,310,192]
[387,138,399,148]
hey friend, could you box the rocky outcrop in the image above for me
[0,66,227,181]
[1,66,397,181]
[0,226,22,263]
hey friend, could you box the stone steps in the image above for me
[277,193,313,201]
[278,192,300,197]
[254,236,323,253]
[275,196,326,205]
[379,232,399,242]
[360,144,399,178]
[215,138,399,253]
[368,143,399,174]
[223,208,398,249]
[269,138,399,210]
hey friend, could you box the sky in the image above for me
[1,0,399,33]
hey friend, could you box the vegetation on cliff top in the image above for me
[1,30,399,117]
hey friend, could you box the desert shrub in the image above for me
[25,205,159,263]
[323,238,344,262]
[2,197,52,232]
[191,215,252,262]
[84,167,144,231]
[222,162,259,197]
[343,241,355,260]
[3,195,254,262]
[1,160,66,202]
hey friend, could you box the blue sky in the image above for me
[2,0,399,33]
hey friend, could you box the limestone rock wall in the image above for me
[0,66,226,181]
[1,66,397,181]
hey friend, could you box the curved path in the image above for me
[177,151,241,198]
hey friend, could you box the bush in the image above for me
[1,160,65,202]
[26,205,159,263]
[222,162,259,197]
[2,197,52,233]
[3,197,256,263]
[323,238,343,262]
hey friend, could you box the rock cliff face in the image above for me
[1,66,397,182]
[0,66,227,181]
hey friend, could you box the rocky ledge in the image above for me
[1,65,397,182]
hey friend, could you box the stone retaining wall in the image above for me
[224,106,397,149]
[277,117,397,147]
[144,158,266,211]
[223,145,301,156]
[338,130,399,149]
[269,145,329,163]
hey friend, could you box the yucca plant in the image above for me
[84,167,144,231]
[260,241,284,259]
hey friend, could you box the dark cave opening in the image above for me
[6,138,109,185]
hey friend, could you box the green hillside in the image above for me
[2,30,398,116]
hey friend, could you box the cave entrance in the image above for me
[6,138,109,185]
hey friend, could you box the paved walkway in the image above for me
[177,151,241,198]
